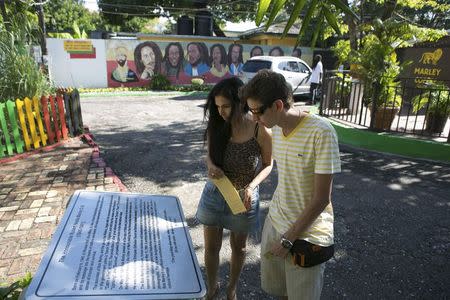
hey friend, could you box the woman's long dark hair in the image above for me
[203,77,244,167]
[312,54,322,70]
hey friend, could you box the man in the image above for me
[240,70,341,299]
[184,42,210,76]
[111,46,138,83]
[228,44,243,76]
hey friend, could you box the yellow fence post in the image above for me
[24,97,40,149]
[16,98,32,151]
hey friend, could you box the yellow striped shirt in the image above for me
[269,114,341,246]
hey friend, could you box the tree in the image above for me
[256,0,449,48]
[256,0,359,47]
[0,1,52,100]
[44,0,102,34]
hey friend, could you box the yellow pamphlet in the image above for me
[212,176,247,215]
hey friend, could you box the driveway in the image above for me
[81,94,450,299]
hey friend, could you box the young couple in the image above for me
[196,71,341,300]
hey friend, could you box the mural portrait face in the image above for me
[212,46,222,65]
[134,41,162,80]
[141,46,156,71]
[188,44,201,66]
[292,48,302,58]
[168,44,181,67]
[269,47,284,56]
[250,46,263,57]
[231,45,240,64]
[115,47,128,66]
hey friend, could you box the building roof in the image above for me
[239,21,301,38]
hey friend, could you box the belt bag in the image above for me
[290,239,334,268]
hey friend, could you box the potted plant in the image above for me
[411,82,450,134]
[334,18,445,131]
[350,19,407,130]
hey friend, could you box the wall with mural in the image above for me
[46,38,312,88]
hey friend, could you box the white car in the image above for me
[241,56,312,95]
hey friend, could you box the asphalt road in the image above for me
[81,94,450,299]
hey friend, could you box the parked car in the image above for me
[240,56,312,95]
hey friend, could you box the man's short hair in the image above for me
[240,69,293,109]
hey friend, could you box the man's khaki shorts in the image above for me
[260,217,325,299]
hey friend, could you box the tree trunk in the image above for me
[343,0,358,51]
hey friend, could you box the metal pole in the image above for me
[35,0,47,57]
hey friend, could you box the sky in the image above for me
[82,1,258,32]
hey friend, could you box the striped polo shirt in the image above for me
[269,113,341,246]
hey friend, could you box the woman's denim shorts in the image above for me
[196,181,260,234]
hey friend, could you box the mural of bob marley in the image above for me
[184,42,210,77]
[134,41,163,80]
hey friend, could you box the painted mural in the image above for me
[106,40,304,87]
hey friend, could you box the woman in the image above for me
[310,54,323,104]
[209,44,229,78]
[196,77,273,300]
[134,41,162,80]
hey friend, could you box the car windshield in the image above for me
[242,60,272,72]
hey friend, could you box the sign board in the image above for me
[63,40,94,53]
[25,190,206,300]
[398,47,450,86]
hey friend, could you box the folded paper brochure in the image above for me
[211,176,247,214]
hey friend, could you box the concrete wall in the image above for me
[47,39,108,88]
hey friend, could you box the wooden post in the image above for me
[6,100,24,153]
[41,96,55,144]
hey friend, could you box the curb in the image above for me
[80,131,128,192]
[330,120,450,163]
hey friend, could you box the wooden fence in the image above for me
[0,89,83,158]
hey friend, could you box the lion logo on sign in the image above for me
[419,48,443,65]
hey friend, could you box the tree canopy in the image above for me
[256,0,449,47]
[97,0,258,28]
[44,0,102,33]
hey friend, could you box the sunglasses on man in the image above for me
[248,102,272,116]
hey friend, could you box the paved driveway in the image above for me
[81,94,450,299]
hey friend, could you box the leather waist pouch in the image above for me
[290,239,334,268]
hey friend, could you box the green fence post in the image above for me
[0,102,12,157]
[6,100,24,154]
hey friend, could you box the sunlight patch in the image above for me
[387,183,403,191]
